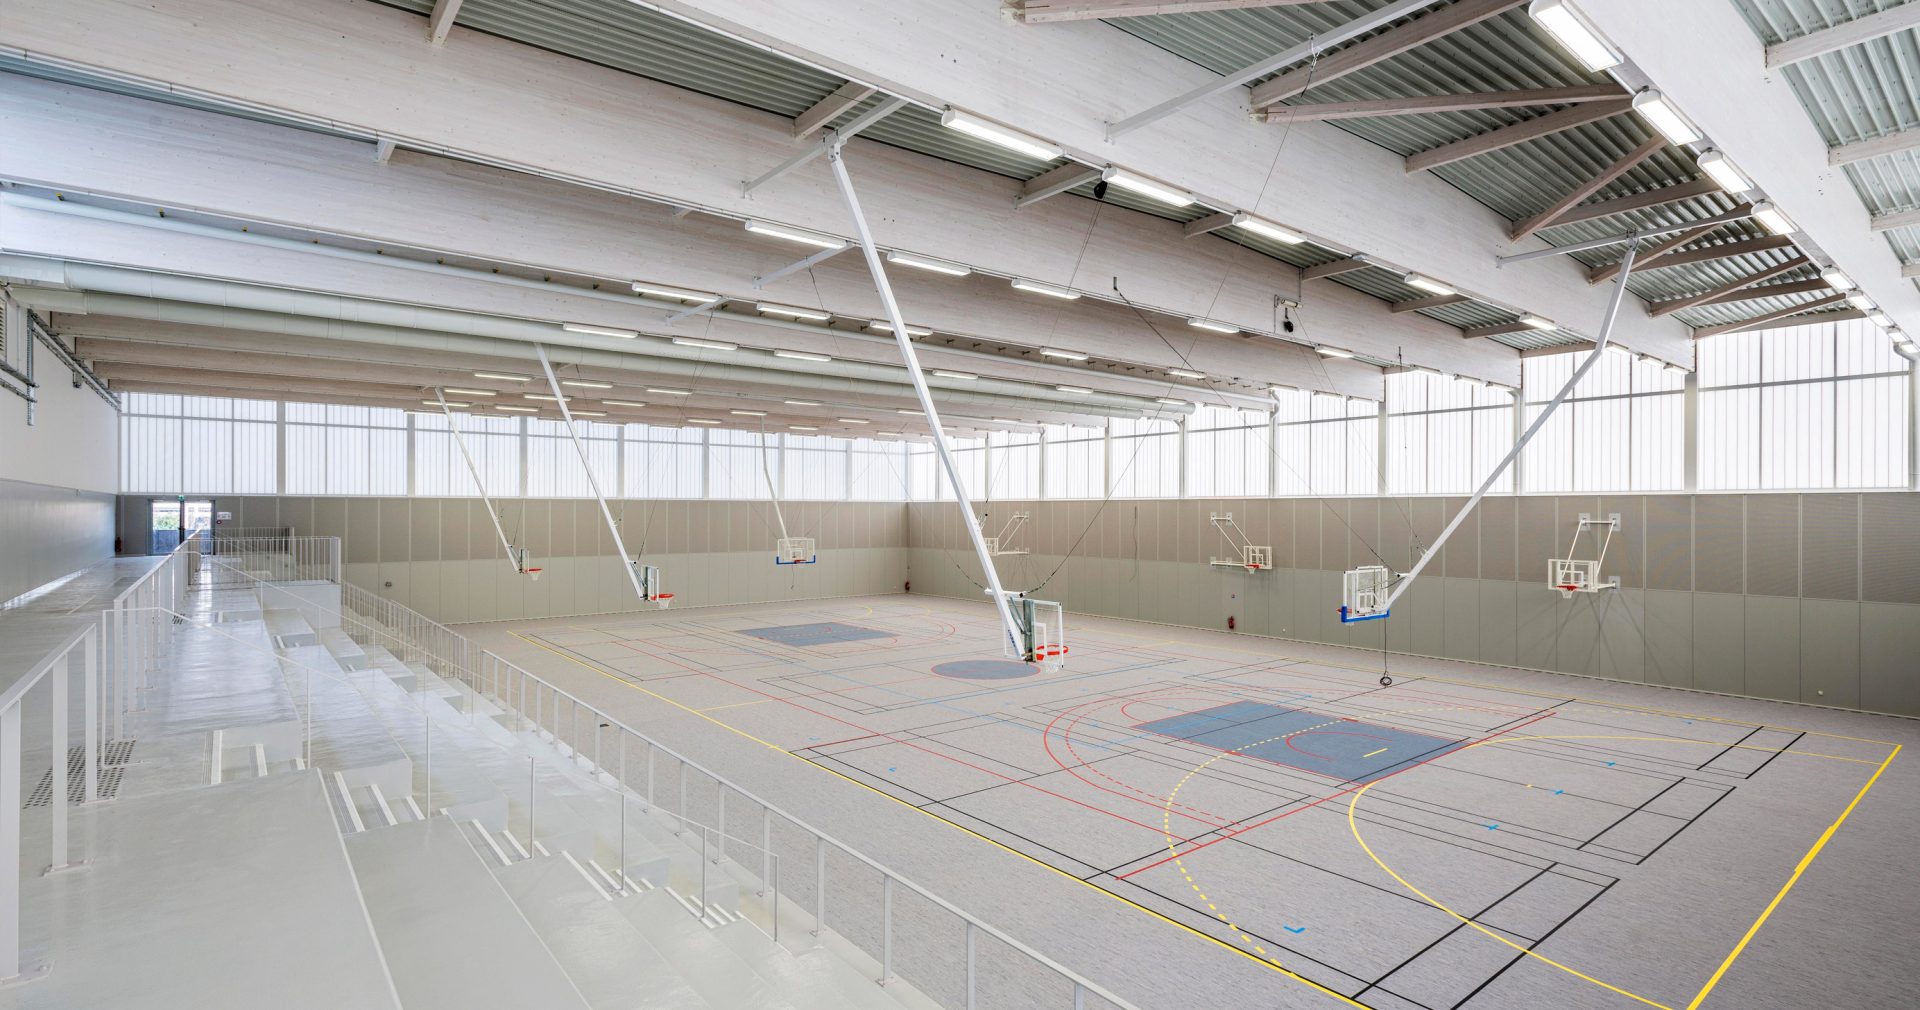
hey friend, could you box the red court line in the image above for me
[1048,690,1249,831]
[1115,710,1557,880]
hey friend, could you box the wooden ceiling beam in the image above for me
[1545,178,1723,231]
[1766,4,1920,68]
[1390,293,1470,313]
[1690,293,1850,339]
[1648,255,1811,318]
[1013,0,1325,22]
[1301,257,1371,281]
[1258,85,1625,123]
[1585,205,1754,284]
[1405,98,1634,174]
[1250,0,1528,109]
[1675,278,1835,309]
[1587,233,1793,282]
[1510,135,1668,241]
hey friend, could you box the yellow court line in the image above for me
[1363,747,1388,758]
[1346,733,1901,1010]
[510,631,1374,1008]
[697,698,773,713]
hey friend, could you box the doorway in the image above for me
[149,498,214,554]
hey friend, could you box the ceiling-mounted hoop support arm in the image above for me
[1378,235,1646,615]
[825,139,1028,661]
[434,388,527,575]
[533,343,661,607]
[758,427,818,565]
[1495,209,1753,267]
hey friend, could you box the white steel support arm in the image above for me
[434,389,518,568]
[758,433,793,543]
[825,142,1025,657]
[533,343,650,606]
[1382,238,1642,612]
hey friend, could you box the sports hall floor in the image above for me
[462,594,1918,1010]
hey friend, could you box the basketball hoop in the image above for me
[525,567,543,582]
[651,592,674,611]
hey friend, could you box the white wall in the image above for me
[0,320,120,600]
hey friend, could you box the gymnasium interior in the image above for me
[2,1,1917,1008]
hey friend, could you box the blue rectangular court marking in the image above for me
[737,622,892,647]
[1134,700,1463,783]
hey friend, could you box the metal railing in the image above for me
[193,535,339,586]
[103,532,196,743]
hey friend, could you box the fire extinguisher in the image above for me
[1227,615,1237,631]
[904,580,911,593]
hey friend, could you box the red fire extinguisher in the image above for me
[1227,615,1237,631]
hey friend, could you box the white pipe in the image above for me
[827,143,1024,658]
[434,388,519,571]
[1382,238,1643,612]
[533,344,649,606]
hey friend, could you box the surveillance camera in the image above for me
[1092,179,1109,200]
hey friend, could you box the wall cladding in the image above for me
[0,478,116,604]
[907,494,1920,718]
[116,495,909,625]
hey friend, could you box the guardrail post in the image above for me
[678,761,688,835]
[618,791,627,895]
[49,653,69,872]
[527,756,537,852]
[966,922,976,1010]
[645,744,654,810]
[759,808,771,897]
[82,625,99,803]
[880,874,893,985]
[1074,983,1085,1009]
[715,788,726,864]
[0,703,22,978]
[813,835,826,942]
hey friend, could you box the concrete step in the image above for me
[347,818,591,1010]
[714,922,914,1010]
[264,608,318,648]
[612,889,802,1010]
[493,854,719,1010]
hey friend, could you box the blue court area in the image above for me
[736,622,891,647]
[930,659,1037,680]
[1134,700,1462,783]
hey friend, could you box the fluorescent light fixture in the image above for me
[784,399,821,407]
[756,302,832,322]
[774,349,831,362]
[932,369,977,380]
[886,251,972,277]
[672,337,738,351]
[1520,314,1556,330]
[1898,339,1918,355]
[1527,0,1622,72]
[868,320,933,337]
[837,417,870,424]
[1870,312,1893,327]
[1665,362,1688,374]
[425,400,470,408]
[1012,278,1080,300]
[632,282,717,303]
[1167,367,1207,380]
[743,220,845,249]
[1055,384,1091,395]
[562,322,639,339]
[524,393,567,402]
[895,408,923,415]
[789,425,819,431]
[442,388,495,397]
[1187,317,1238,334]
[1233,214,1304,244]
[495,404,536,413]
[572,410,607,417]
[1696,150,1753,195]
[1101,167,1194,207]
[1156,397,1188,406]
[1456,376,1487,389]
[560,379,613,389]
[1040,346,1088,361]
[939,108,1063,161]
[1314,346,1356,358]
[646,387,692,396]
[730,409,767,417]
[1404,273,1455,296]
[1632,90,1700,146]
[1748,202,1795,236]
[993,418,1020,425]
[1820,267,1856,291]
[685,418,722,425]
[1847,293,1876,312]
[474,371,531,382]
[603,399,648,408]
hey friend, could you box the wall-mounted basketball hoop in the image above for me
[775,537,817,565]
[981,512,1032,557]
[1550,513,1621,598]
[1208,513,1272,571]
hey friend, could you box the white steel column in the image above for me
[534,344,650,606]
[1383,239,1643,612]
[825,142,1023,655]
[435,390,519,567]
[0,703,21,979]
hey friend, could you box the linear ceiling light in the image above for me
[886,251,972,277]
[603,399,648,408]
[896,408,923,415]
[1102,167,1194,207]
[524,393,567,401]
[474,371,531,382]
[1314,346,1356,358]
[1632,90,1701,146]
[560,379,613,389]
[774,349,832,362]
[1186,318,1238,334]
[1055,384,1092,395]
[1520,314,1556,330]
[837,417,870,424]
[1012,278,1080,300]
[744,220,845,249]
[442,388,495,397]
[1039,346,1089,361]
[1749,202,1796,235]
[561,322,639,339]
[1167,367,1207,380]
[932,369,977,380]
[756,302,833,322]
[1527,0,1622,72]
[730,409,767,417]
[1696,150,1753,195]
[868,320,933,337]
[685,418,722,425]
[1233,214,1304,244]
[672,337,738,351]
[495,404,537,413]
[1157,397,1188,406]
[1870,312,1893,327]
[789,425,819,431]
[1404,273,1455,296]
[646,387,692,396]
[1820,267,1856,290]
[633,282,718,303]
[939,108,1064,161]
[572,410,607,417]
[784,399,821,407]
[1847,293,1876,311]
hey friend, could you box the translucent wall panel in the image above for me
[1386,373,1512,495]
[1187,405,1270,497]
[987,431,1039,500]
[936,437,987,501]
[623,424,704,499]
[783,434,849,500]
[525,418,619,498]
[1522,349,1683,493]
[121,393,277,493]
[1043,424,1105,499]
[1272,390,1377,496]
[1110,417,1179,498]
[708,429,777,499]
[850,439,910,501]
[414,412,522,497]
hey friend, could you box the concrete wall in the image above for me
[117,495,908,624]
[0,312,119,602]
[907,494,1920,718]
